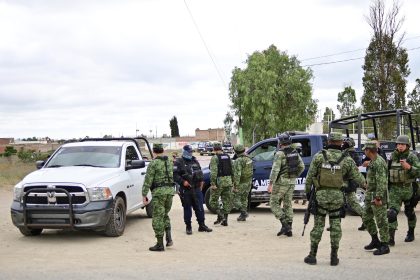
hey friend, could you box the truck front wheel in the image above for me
[104,196,126,237]
[18,227,43,236]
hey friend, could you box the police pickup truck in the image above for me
[10,138,153,237]
[203,133,332,212]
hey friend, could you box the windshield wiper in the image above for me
[47,165,63,168]
[73,164,106,168]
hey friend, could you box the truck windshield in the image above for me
[45,146,122,168]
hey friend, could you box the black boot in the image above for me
[373,242,390,255]
[389,229,395,246]
[304,244,318,265]
[237,211,247,222]
[221,214,228,226]
[358,223,366,231]
[330,247,339,266]
[364,234,381,250]
[214,214,223,225]
[198,223,213,232]
[165,227,173,246]
[186,224,192,235]
[404,227,415,242]
[149,237,164,252]
[285,223,293,237]
[277,219,287,236]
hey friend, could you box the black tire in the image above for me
[200,153,203,156]
[146,200,153,218]
[104,196,126,237]
[250,202,261,209]
[204,188,218,214]
[18,227,43,236]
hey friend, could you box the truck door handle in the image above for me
[141,172,146,175]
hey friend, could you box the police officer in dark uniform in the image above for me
[174,145,212,234]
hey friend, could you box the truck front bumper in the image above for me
[10,200,113,230]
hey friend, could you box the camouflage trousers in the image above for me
[270,183,294,224]
[233,182,252,212]
[152,193,173,238]
[345,191,364,217]
[362,199,389,243]
[209,182,233,215]
[388,185,417,230]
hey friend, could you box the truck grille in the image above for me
[23,185,88,205]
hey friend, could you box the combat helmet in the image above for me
[278,133,292,145]
[396,135,410,147]
[234,144,245,154]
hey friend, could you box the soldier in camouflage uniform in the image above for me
[209,142,234,226]
[362,141,390,255]
[387,135,419,245]
[304,132,365,266]
[267,133,304,236]
[232,144,253,222]
[142,143,175,252]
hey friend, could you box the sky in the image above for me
[1,0,420,139]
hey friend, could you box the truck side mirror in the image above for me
[126,160,146,170]
[36,161,45,169]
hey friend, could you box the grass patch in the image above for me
[0,156,36,188]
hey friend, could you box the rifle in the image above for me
[302,185,316,236]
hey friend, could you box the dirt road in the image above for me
[1,181,419,279]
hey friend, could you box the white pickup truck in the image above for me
[10,138,153,237]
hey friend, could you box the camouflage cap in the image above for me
[153,143,164,151]
[362,141,377,150]
[234,144,245,153]
[213,142,222,150]
[328,132,343,141]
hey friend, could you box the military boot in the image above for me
[165,227,173,247]
[330,247,339,266]
[277,219,287,236]
[364,234,381,250]
[237,211,247,222]
[214,214,223,225]
[389,229,395,246]
[284,223,293,237]
[404,227,415,242]
[221,214,228,226]
[373,242,390,255]
[358,223,366,231]
[186,224,193,235]
[198,223,213,232]
[304,244,318,265]
[149,237,164,252]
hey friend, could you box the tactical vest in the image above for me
[318,150,345,188]
[217,154,233,177]
[389,160,415,183]
[181,158,204,184]
[151,156,174,190]
[284,147,300,177]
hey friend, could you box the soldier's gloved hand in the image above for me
[142,196,149,205]
[267,183,273,194]
[183,180,191,188]
[210,185,217,190]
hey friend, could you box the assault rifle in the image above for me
[302,185,316,236]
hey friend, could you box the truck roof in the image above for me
[63,141,127,147]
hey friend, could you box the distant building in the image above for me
[0,138,14,153]
[195,128,225,142]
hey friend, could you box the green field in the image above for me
[0,156,36,188]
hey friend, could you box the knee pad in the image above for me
[404,206,416,221]
[387,208,398,223]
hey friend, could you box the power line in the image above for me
[302,45,420,67]
[183,0,227,88]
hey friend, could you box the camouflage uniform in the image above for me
[142,146,175,250]
[233,151,253,219]
[209,143,234,225]
[269,145,304,233]
[388,143,419,244]
[362,141,390,255]
[304,132,364,265]
[342,146,364,217]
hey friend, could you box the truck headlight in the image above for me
[13,184,23,202]
[88,187,113,201]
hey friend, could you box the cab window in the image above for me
[292,138,312,158]
[126,146,139,161]
[249,141,277,161]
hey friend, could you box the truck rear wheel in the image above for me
[104,196,126,237]
[18,227,43,236]
[204,188,218,214]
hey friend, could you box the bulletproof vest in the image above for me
[151,156,174,190]
[318,150,345,189]
[239,155,253,183]
[283,147,300,177]
[389,160,414,183]
[217,154,233,177]
[183,158,204,183]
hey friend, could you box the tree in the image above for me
[169,116,180,138]
[361,0,410,138]
[322,107,336,133]
[407,79,420,123]
[229,44,317,144]
[223,112,234,142]
[337,86,357,118]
